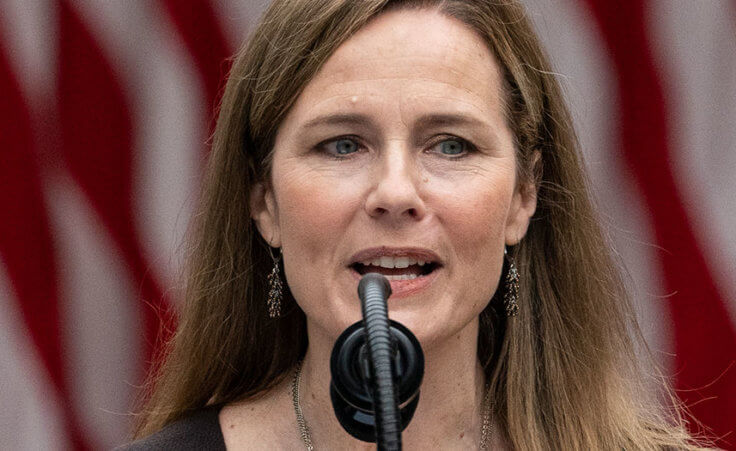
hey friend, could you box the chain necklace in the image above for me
[291,361,494,450]
[292,360,315,450]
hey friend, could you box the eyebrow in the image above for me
[301,113,378,131]
[413,113,487,131]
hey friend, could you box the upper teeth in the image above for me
[361,256,427,268]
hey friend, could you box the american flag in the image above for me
[1,1,734,449]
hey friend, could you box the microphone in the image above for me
[329,273,424,451]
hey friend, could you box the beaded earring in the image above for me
[503,247,519,317]
[267,247,283,318]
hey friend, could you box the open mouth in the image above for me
[350,256,440,281]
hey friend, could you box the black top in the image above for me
[116,406,225,451]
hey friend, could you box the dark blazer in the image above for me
[116,406,225,451]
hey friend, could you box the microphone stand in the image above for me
[329,273,424,451]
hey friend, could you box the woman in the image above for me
[128,0,704,449]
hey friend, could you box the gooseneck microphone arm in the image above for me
[330,273,425,451]
[358,274,401,450]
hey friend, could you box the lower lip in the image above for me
[350,267,441,299]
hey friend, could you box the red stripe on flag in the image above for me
[160,0,232,132]
[57,2,175,371]
[582,0,736,445]
[0,44,91,451]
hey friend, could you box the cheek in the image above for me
[273,169,361,271]
[433,175,512,259]
[280,185,335,239]
[429,174,513,304]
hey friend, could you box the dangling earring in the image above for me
[267,247,283,318]
[503,247,519,317]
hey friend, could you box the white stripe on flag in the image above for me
[48,175,143,448]
[0,261,68,451]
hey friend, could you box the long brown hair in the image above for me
[135,1,703,448]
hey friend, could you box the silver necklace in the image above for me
[291,361,494,450]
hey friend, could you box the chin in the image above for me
[385,308,478,354]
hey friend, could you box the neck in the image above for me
[298,319,487,449]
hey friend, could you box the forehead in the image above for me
[283,8,506,126]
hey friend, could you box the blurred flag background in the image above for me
[1,1,734,449]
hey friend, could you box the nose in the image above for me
[364,146,427,223]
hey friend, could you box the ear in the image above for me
[505,151,540,246]
[249,181,281,247]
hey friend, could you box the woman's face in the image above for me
[252,9,536,348]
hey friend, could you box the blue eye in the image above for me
[435,138,467,156]
[327,138,359,155]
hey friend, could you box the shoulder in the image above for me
[220,381,302,449]
[116,406,225,451]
